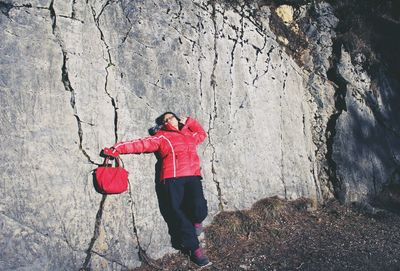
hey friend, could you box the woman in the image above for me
[103,112,210,267]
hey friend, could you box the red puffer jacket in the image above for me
[112,117,207,180]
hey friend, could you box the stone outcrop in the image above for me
[0,0,398,269]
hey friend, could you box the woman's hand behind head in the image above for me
[179,116,187,125]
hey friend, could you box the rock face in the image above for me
[333,48,400,202]
[0,0,398,269]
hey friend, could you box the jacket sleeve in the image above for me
[112,136,161,154]
[185,117,207,144]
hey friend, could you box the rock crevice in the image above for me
[50,0,96,165]
[325,42,348,199]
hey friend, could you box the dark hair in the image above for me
[149,112,182,135]
[155,111,181,126]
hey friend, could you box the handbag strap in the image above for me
[103,156,125,168]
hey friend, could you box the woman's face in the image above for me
[163,113,179,129]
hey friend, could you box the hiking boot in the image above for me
[194,223,203,236]
[190,247,210,267]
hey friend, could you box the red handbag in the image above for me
[95,157,129,194]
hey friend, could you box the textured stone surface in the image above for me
[333,48,400,202]
[299,2,339,199]
[0,0,399,269]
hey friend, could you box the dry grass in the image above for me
[133,196,400,270]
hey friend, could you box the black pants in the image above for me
[156,176,208,251]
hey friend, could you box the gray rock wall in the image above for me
[0,0,399,269]
[333,48,400,202]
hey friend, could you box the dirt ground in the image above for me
[133,197,400,271]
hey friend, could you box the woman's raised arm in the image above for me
[185,117,207,144]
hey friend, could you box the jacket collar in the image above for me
[163,122,180,132]
[162,122,188,133]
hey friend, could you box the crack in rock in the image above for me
[207,113,224,211]
[53,207,86,254]
[231,3,266,36]
[90,1,118,143]
[168,24,197,51]
[89,250,128,269]
[195,13,207,112]
[280,66,289,199]
[58,14,84,23]
[208,1,224,211]
[302,109,323,203]
[0,212,91,259]
[120,5,134,44]
[81,194,107,270]
[325,42,348,201]
[48,2,116,269]
[173,0,182,19]
[0,2,32,17]
[49,0,96,165]
[197,55,204,110]
[252,41,273,86]
[89,1,147,265]
[1,212,71,244]
[227,5,243,109]
[71,0,77,18]
[127,180,160,268]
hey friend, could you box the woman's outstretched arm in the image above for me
[104,136,161,156]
